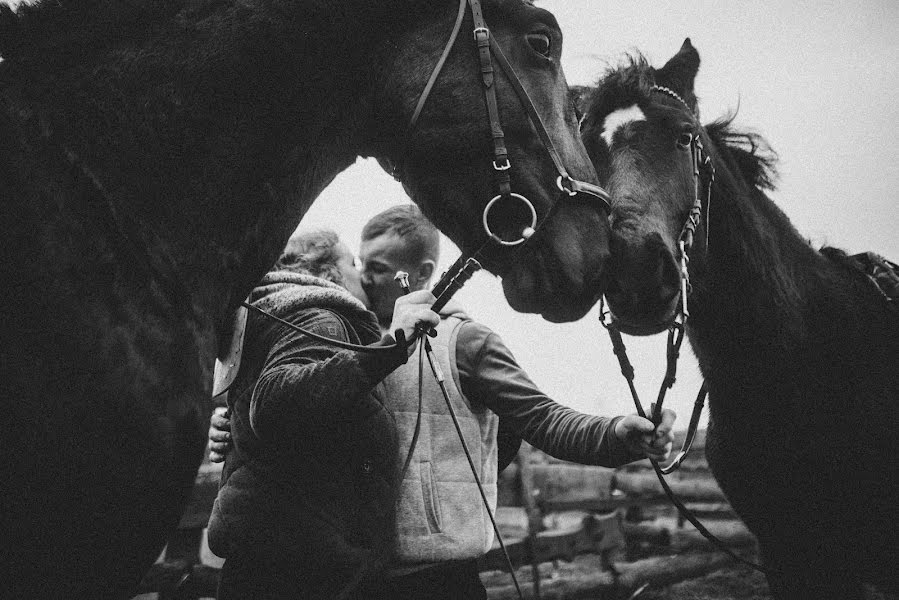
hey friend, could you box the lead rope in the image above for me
[600,315,770,576]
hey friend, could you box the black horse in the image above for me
[580,39,899,599]
[0,1,609,597]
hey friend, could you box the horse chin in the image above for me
[501,263,598,323]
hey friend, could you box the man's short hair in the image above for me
[361,204,440,263]
[274,229,345,286]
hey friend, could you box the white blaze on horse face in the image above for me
[602,105,646,147]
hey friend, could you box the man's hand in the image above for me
[614,406,676,462]
[208,406,233,463]
[391,290,440,355]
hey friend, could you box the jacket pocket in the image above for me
[420,461,442,534]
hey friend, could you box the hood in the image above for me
[251,271,380,343]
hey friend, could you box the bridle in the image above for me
[389,0,611,260]
[600,83,713,472]
[599,85,772,575]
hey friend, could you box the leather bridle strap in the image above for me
[487,37,610,213]
[409,0,467,129]
[601,317,771,576]
[404,0,611,221]
[470,0,512,197]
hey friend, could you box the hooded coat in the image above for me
[207,272,406,598]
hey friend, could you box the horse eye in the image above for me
[526,33,551,57]
[676,132,693,149]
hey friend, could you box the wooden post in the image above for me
[518,445,543,599]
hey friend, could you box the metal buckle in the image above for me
[493,158,511,171]
[598,296,615,329]
[473,27,489,42]
[555,176,578,197]
[678,240,690,320]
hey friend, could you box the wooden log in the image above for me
[622,521,672,546]
[613,471,727,502]
[478,511,623,572]
[623,517,756,561]
[485,550,740,599]
[532,463,617,505]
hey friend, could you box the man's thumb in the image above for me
[628,415,655,433]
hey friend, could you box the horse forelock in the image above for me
[581,54,655,137]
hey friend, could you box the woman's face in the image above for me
[335,243,370,308]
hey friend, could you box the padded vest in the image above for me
[380,315,499,564]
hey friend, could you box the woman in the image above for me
[207,229,438,599]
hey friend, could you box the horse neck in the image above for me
[686,155,818,369]
[6,1,403,328]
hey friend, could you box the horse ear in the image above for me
[655,38,700,98]
[569,85,592,113]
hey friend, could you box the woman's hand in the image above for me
[208,406,232,463]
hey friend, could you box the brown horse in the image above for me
[580,40,899,599]
[0,1,608,597]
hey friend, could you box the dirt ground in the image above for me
[637,563,771,600]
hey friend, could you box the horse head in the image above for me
[366,0,609,323]
[580,38,706,334]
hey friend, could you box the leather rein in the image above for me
[599,85,771,575]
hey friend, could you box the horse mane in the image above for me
[704,116,779,193]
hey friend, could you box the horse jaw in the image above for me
[501,245,605,323]
[602,228,682,334]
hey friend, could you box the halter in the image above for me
[599,86,771,575]
[601,83,714,470]
[393,0,611,255]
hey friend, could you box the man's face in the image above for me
[360,232,425,325]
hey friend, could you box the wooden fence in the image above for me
[133,429,756,599]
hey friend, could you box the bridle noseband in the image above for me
[392,0,610,258]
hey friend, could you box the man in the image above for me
[210,205,675,599]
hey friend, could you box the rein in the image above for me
[601,85,772,575]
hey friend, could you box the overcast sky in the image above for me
[300,1,898,429]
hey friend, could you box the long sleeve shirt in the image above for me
[453,319,641,467]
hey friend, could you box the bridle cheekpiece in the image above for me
[393,0,610,257]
